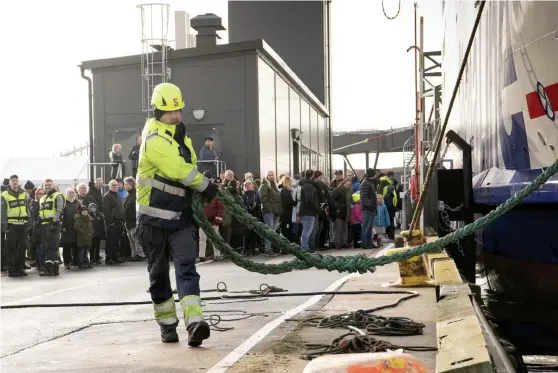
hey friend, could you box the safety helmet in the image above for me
[352,193,360,203]
[151,83,185,111]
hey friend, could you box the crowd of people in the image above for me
[197,166,403,259]
[1,174,143,277]
[1,157,402,277]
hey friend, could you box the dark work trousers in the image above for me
[34,240,45,268]
[90,237,101,262]
[5,224,29,272]
[41,225,61,264]
[1,232,6,270]
[62,244,77,266]
[106,221,123,261]
[243,228,259,255]
[139,224,200,326]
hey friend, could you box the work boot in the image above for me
[105,258,117,265]
[53,263,60,276]
[186,321,210,347]
[160,325,179,343]
[39,263,54,277]
[8,270,21,277]
[17,269,28,276]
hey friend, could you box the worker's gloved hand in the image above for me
[201,182,219,202]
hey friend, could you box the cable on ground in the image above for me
[291,292,424,336]
[301,330,437,360]
[0,289,418,309]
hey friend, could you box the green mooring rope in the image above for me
[192,160,558,275]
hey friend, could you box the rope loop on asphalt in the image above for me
[192,159,558,275]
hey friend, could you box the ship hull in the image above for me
[441,0,558,353]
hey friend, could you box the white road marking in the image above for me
[2,260,213,306]
[206,248,388,373]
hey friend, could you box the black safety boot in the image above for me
[17,269,28,276]
[160,325,179,343]
[8,269,21,277]
[53,263,60,276]
[187,321,210,347]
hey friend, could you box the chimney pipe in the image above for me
[191,13,225,48]
[175,11,186,49]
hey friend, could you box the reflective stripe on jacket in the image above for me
[136,118,209,229]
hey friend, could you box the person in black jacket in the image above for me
[102,180,125,264]
[128,136,142,177]
[310,171,329,250]
[86,178,104,211]
[297,170,319,251]
[88,203,106,265]
[123,177,145,261]
[279,176,296,243]
[359,168,379,249]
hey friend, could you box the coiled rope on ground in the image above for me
[192,157,558,275]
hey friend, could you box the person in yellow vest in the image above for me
[1,175,30,277]
[38,178,65,276]
[136,83,219,346]
[377,171,398,240]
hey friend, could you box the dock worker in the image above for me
[1,175,30,277]
[38,178,65,276]
[136,82,219,346]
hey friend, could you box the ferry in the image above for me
[441,0,558,354]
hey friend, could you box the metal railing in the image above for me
[197,160,227,178]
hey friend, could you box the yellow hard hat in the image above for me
[151,83,185,111]
[352,192,360,203]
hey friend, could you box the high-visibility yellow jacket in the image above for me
[1,188,28,224]
[378,176,398,207]
[136,118,209,229]
[39,191,65,224]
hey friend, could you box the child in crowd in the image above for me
[350,192,363,248]
[374,194,391,247]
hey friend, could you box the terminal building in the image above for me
[81,6,332,180]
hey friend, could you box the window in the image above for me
[276,75,290,177]
[310,107,318,156]
[300,100,310,168]
[258,58,276,177]
[289,88,301,175]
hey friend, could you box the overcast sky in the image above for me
[0,0,442,171]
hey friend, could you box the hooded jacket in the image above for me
[88,203,106,239]
[74,209,93,248]
[297,178,319,217]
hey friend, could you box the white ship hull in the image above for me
[442,0,558,204]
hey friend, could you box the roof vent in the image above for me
[191,13,226,48]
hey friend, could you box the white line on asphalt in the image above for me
[206,248,389,373]
[3,260,214,306]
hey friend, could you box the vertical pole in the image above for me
[365,151,370,170]
[419,16,425,231]
[413,3,419,195]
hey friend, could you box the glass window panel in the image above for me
[258,58,276,177]
[310,108,318,157]
[276,75,290,177]
[318,115,325,170]
[289,88,301,176]
[300,99,310,169]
